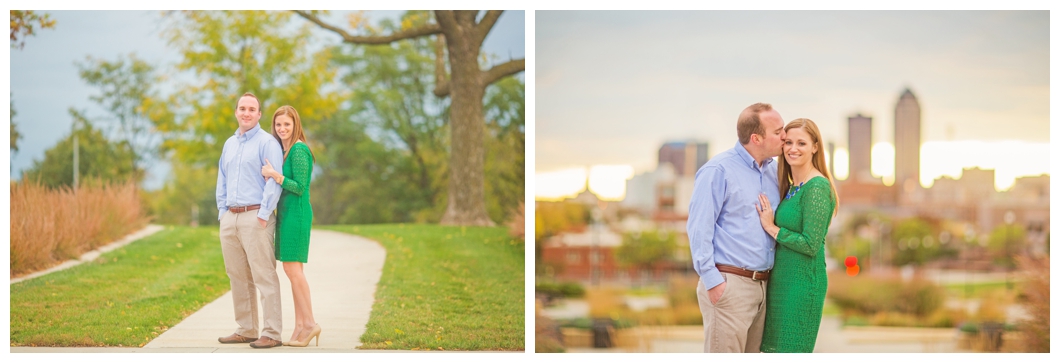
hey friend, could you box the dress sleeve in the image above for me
[280,143,312,196]
[774,179,835,257]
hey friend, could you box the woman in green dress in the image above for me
[260,105,320,347]
[754,118,838,353]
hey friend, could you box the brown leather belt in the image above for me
[229,205,261,213]
[717,264,770,281]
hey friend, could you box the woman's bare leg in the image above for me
[283,261,306,342]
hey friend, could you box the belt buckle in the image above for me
[751,270,761,281]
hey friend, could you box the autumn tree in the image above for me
[22,110,139,188]
[889,218,957,270]
[10,10,56,156]
[616,230,678,273]
[76,54,162,180]
[296,10,525,226]
[149,10,342,224]
[483,76,525,224]
[314,12,524,225]
[10,100,20,153]
[326,14,449,222]
[988,224,1027,268]
[10,10,56,49]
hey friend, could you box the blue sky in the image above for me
[8,10,525,189]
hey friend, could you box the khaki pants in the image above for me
[697,272,768,353]
[219,210,282,340]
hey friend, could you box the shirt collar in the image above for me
[235,123,262,139]
[735,140,773,171]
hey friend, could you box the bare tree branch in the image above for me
[433,34,450,98]
[475,11,503,48]
[482,59,525,87]
[294,10,442,45]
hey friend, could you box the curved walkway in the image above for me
[12,228,387,352]
[140,229,386,351]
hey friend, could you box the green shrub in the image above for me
[959,321,979,334]
[558,317,635,330]
[925,307,966,328]
[871,311,918,327]
[559,282,586,298]
[560,317,593,329]
[537,281,586,298]
[828,273,945,319]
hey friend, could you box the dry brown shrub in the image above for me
[1015,256,1049,352]
[10,180,149,277]
[535,300,565,353]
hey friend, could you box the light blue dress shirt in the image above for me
[216,124,284,221]
[687,141,781,290]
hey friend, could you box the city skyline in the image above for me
[536,11,1049,201]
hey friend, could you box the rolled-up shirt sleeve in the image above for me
[687,165,726,290]
[257,139,284,221]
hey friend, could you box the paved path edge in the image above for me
[11,224,165,284]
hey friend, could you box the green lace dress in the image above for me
[275,141,314,263]
[760,176,835,353]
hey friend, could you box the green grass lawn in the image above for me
[942,280,1019,298]
[10,224,525,351]
[10,226,229,347]
[323,224,524,351]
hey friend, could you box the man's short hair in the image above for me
[239,92,261,111]
[737,103,773,144]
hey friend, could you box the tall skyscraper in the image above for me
[658,141,709,176]
[894,88,921,191]
[847,113,873,182]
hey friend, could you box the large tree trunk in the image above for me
[438,11,494,226]
[294,10,522,227]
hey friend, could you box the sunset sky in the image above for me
[536,11,1049,200]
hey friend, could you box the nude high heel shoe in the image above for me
[283,327,304,346]
[288,324,321,347]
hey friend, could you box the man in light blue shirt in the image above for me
[215,92,285,348]
[687,102,786,353]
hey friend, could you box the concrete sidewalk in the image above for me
[13,228,387,353]
[564,316,967,353]
[142,229,385,351]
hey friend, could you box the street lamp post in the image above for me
[964,225,976,299]
[591,207,602,287]
[72,120,79,190]
[868,218,879,274]
[1004,211,1015,291]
